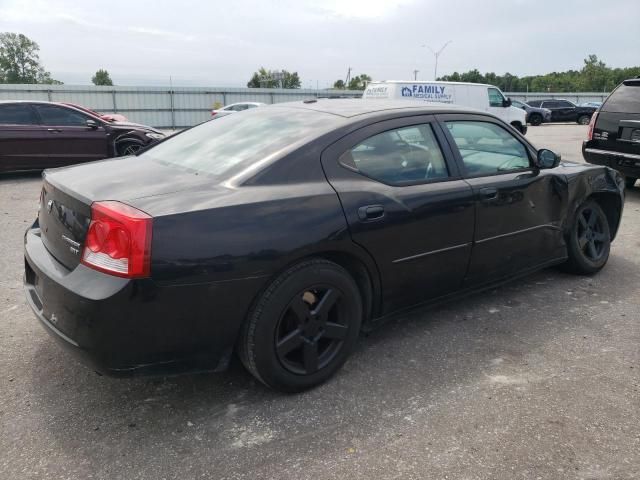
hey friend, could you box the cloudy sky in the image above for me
[0,0,638,87]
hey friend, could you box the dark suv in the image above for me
[0,101,165,173]
[527,99,596,125]
[583,78,640,188]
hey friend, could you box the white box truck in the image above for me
[363,80,528,135]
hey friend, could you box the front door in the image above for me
[0,103,50,172]
[33,104,109,167]
[439,115,566,285]
[321,115,476,314]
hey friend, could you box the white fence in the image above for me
[0,84,362,128]
[0,84,610,128]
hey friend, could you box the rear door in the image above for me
[33,104,109,167]
[555,100,578,121]
[542,101,562,121]
[0,103,49,172]
[439,114,566,285]
[321,115,476,313]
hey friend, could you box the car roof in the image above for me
[268,99,477,118]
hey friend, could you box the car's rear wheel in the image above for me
[563,200,611,275]
[624,177,637,189]
[237,259,362,392]
[116,139,144,156]
[529,113,543,126]
[577,115,591,125]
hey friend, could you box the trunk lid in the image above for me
[39,178,92,270]
[39,155,214,270]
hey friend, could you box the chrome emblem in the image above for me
[47,200,54,213]
[62,234,81,255]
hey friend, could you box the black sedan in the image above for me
[24,100,624,392]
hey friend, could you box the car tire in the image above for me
[237,259,362,392]
[529,114,543,126]
[577,115,591,125]
[116,139,145,156]
[624,177,637,189]
[562,200,611,275]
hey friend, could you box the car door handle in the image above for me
[47,128,62,133]
[479,187,498,200]
[357,205,385,221]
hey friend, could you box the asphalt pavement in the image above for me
[1,124,638,480]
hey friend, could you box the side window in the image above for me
[487,88,505,107]
[0,104,37,125]
[233,104,249,111]
[340,124,449,185]
[446,121,530,177]
[34,105,90,126]
[246,104,258,109]
[543,101,559,109]
[556,100,573,108]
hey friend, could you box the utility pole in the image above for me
[422,41,452,80]
[345,67,352,88]
[413,69,419,81]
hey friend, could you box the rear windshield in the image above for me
[143,107,344,179]
[602,83,640,114]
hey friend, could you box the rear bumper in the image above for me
[24,226,266,377]
[583,144,640,178]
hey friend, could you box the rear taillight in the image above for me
[211,110,217,117]
[81,201,152,278]
[587,111,598,140]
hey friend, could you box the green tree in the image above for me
[347,73,371,90]
[247,67,301,88]
[333,79,346,89]
[92,68,113,86]
[437,55,640,93]
[0,32,61,84]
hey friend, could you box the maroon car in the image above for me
[0,101,165,173]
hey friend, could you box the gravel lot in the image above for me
[1,124,638,480]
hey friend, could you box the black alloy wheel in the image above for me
[576,206,608,262]
[275,286,348,375]
[563,200,611,275]
[237,259,362,392]
[529,114,542,126]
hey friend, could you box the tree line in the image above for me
[437,55,640,93]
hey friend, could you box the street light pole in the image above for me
[422,41,452,80]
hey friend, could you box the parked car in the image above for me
[211,102,265,117]
[510,99,552,126]
[0,101,165,173]
[362,80,528,134]
[583,78,640,188]
[526,99,596,124]
[24,100,623,392]
[61,102,129,123]
[580,101,603,109]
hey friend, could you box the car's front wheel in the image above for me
[116,139,145,156]
[529,113,543,126]
[625,177,637,189]
[237,259,362,392]
[577,115,591,125]
[563,200,611,275]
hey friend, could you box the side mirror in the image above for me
[536,149,561,169]
[502,97,512,108]
[86,119,99,129]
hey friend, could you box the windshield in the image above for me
[142,106,344,180]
